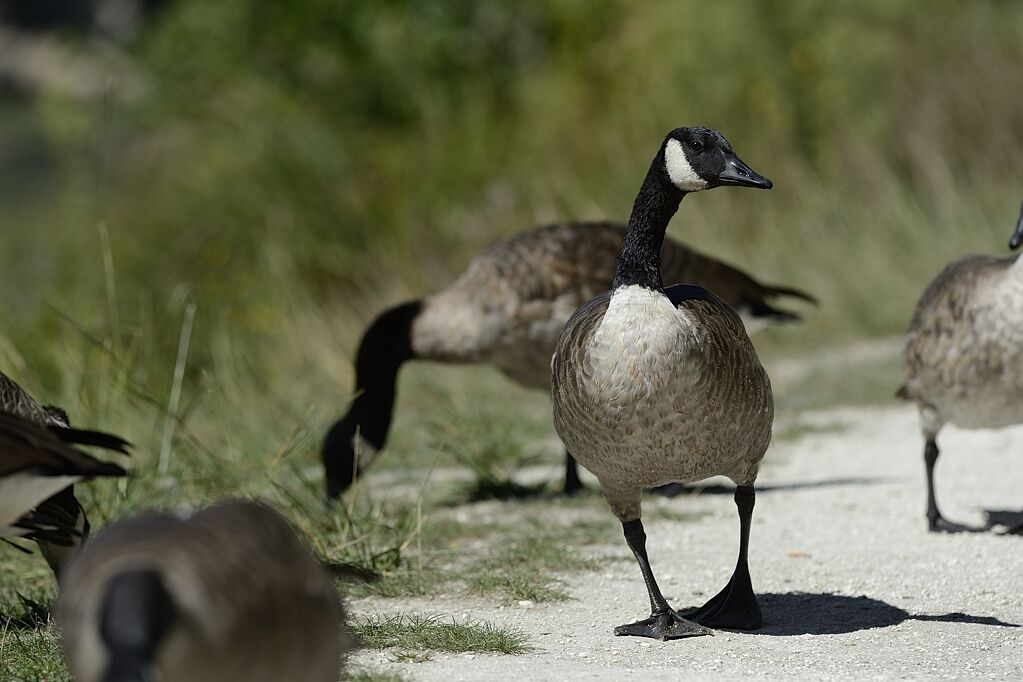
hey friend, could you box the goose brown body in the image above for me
[413,220,807,389]
[552,284,772,521]
[900,254,1023,434]
[58,500,353,682]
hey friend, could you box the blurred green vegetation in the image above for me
[6,1,1023,381]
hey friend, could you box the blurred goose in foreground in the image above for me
[897,201,1023,534]
[0,375,129,572]
[58,499,354,682]
[551,127,774,640]
[323,220,812,499]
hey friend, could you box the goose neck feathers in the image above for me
[612,163,685,292]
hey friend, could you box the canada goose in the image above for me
[551,127,774,640]
[58,499,354,682]
[0,409,127,549]
[0,371,129,574]
[323,220,811,499]
[897,201,1023,534]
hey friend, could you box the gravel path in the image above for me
[352,403,1023,680]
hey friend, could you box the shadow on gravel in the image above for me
[652,477,895,498]
[984,509,1023,534]
[747,592,1020,636]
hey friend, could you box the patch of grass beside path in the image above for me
[352,613,529,655]
[347,669,409,682]
[0,621,68,682]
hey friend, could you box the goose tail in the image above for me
[50,426,132,456]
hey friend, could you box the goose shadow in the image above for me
[689,592,1019,636]
[443,476,895,506]
[652,476,895,498]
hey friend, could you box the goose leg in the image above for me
[684,486,762,630]
[925,440,983,533]
[614,519,711,640]
[563,452,585,495]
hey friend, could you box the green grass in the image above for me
[773,347,905,415]
[773,421,850,443]
[351,614,529,654]
[347,670,409,682]
[0,622,68,682]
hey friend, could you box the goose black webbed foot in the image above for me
[682,570,762,630]
[928,513,986,534]
[614,609,712,641]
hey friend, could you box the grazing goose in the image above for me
[551,127,774,640]
[897,201,1023,534]
[0,371,129,574]
[58,499,354,682]
[0,410,127,550]
[323,220,812,498]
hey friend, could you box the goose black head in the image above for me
[1009,200,1023,250]
[661,127,773,192]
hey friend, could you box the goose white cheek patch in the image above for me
[664,138,708,192]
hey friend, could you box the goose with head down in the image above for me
[551,126,775,640]
[323,218,812,500]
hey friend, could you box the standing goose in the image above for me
[551,127,774,640]
[323,221,812,499]
[897,201,1023,533]
[58,499,354,682]
[0,410,127,548]
[0,371,129,574]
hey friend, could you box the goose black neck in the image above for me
[612,163,685,291]
[99,569,177,682]
[338,300,421,450]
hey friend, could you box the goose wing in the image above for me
[0,372,52,424]
[661,239,815,322]
[0,411,127,536]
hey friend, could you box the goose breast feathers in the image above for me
[552,284,772,494]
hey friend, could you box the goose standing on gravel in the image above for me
[897,201,1023,534]
[551,127,774,640]
[58,499,354,682]
[1,373,129,573]
[323,221,812,499]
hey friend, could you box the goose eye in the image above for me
[689,140,704,153]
